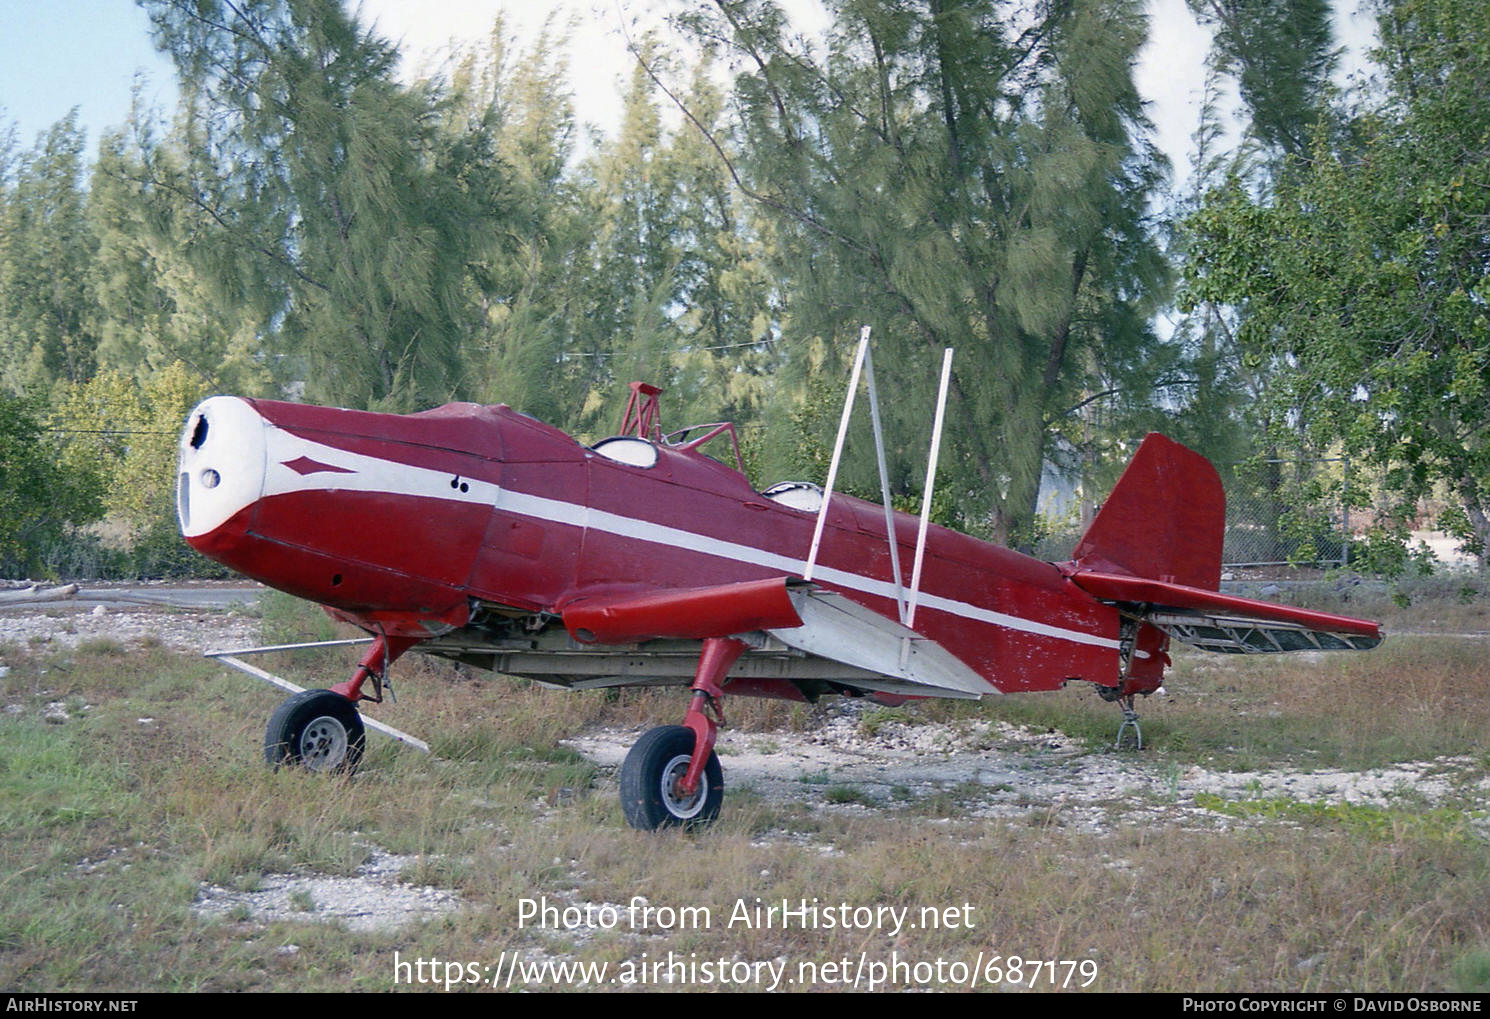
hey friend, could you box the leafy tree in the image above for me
[570,50,781,437]
[1185,0,1337,160]
[0,113,98,394]
[1184,0,1490,566]
[0,393,103,577]
[88,107,274,395]
[50,362,211,575]
[1168,0,1344,534]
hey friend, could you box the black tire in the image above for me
[264,689,365,774]
[619,725,723,831]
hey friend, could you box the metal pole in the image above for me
[862,345,907,622]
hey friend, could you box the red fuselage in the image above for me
[179,397,1151,695]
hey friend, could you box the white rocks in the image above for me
[563,700,1490,837]
[0,606,257,653]
[192,846,460,934]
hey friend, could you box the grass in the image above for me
[0,591,1488,991]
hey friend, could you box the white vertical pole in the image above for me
[804,326,871,582]
[906,348,953,628]
[863,345,907,623]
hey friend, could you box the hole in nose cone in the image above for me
[189,414,208,450]
[201,469,220,489]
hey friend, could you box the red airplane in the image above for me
[177,382,1382,829]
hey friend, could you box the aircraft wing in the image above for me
[552,578,989,699]
[1070,570,1384,654]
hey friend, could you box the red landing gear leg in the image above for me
[619,637,746,830]
[678,637,747,798]
[330,634,418,704]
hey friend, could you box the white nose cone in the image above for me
[176,396,268,538]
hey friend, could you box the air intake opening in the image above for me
[189,414,208,450]
[176,473,191,531]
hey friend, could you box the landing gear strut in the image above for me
[620,637,744,830]
[1096,684,1145,750]
[1114,694,1142,751]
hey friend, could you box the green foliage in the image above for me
[140,0,511,411]
[49,363,217,577]
[0,113,97,393]
[1185,0,1336,158]
[1193,792,1479,843]
[1451,949,1490,993]
[0,393,104,576]
[88,118,274,396]
[1184,0,1490,568]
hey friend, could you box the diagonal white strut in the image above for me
[804,326,871,582]
[907,348,954,629]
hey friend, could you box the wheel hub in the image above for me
[660,754,708,819]
[299,715,349,771]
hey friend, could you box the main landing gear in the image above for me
[619,636,744,830]
[263,634,415,776]
[260,628,746,831]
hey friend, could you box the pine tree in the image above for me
[140,0,511,410]
[0,112,97,394]
[673,0,1169,541]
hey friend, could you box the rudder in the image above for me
[1070,433,1225,590]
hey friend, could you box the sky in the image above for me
[0,1,176,148]
[1,0,1378,193]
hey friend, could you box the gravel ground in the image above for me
[566,702,1490,838]
[0,586,260,653]
[191,847,462,933]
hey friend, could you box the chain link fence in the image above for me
[1222,457,1350,569]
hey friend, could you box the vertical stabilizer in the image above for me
[1070,433,1226,590]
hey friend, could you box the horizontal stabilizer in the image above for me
[1071,571,1383,654]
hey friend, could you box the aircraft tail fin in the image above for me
[1070,433,1225,590]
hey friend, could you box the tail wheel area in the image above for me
[620,725,723,830]
[265,689,366,774]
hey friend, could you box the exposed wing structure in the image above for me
[1070,571,1383,654]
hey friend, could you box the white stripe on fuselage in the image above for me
[257,423,1120,651]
